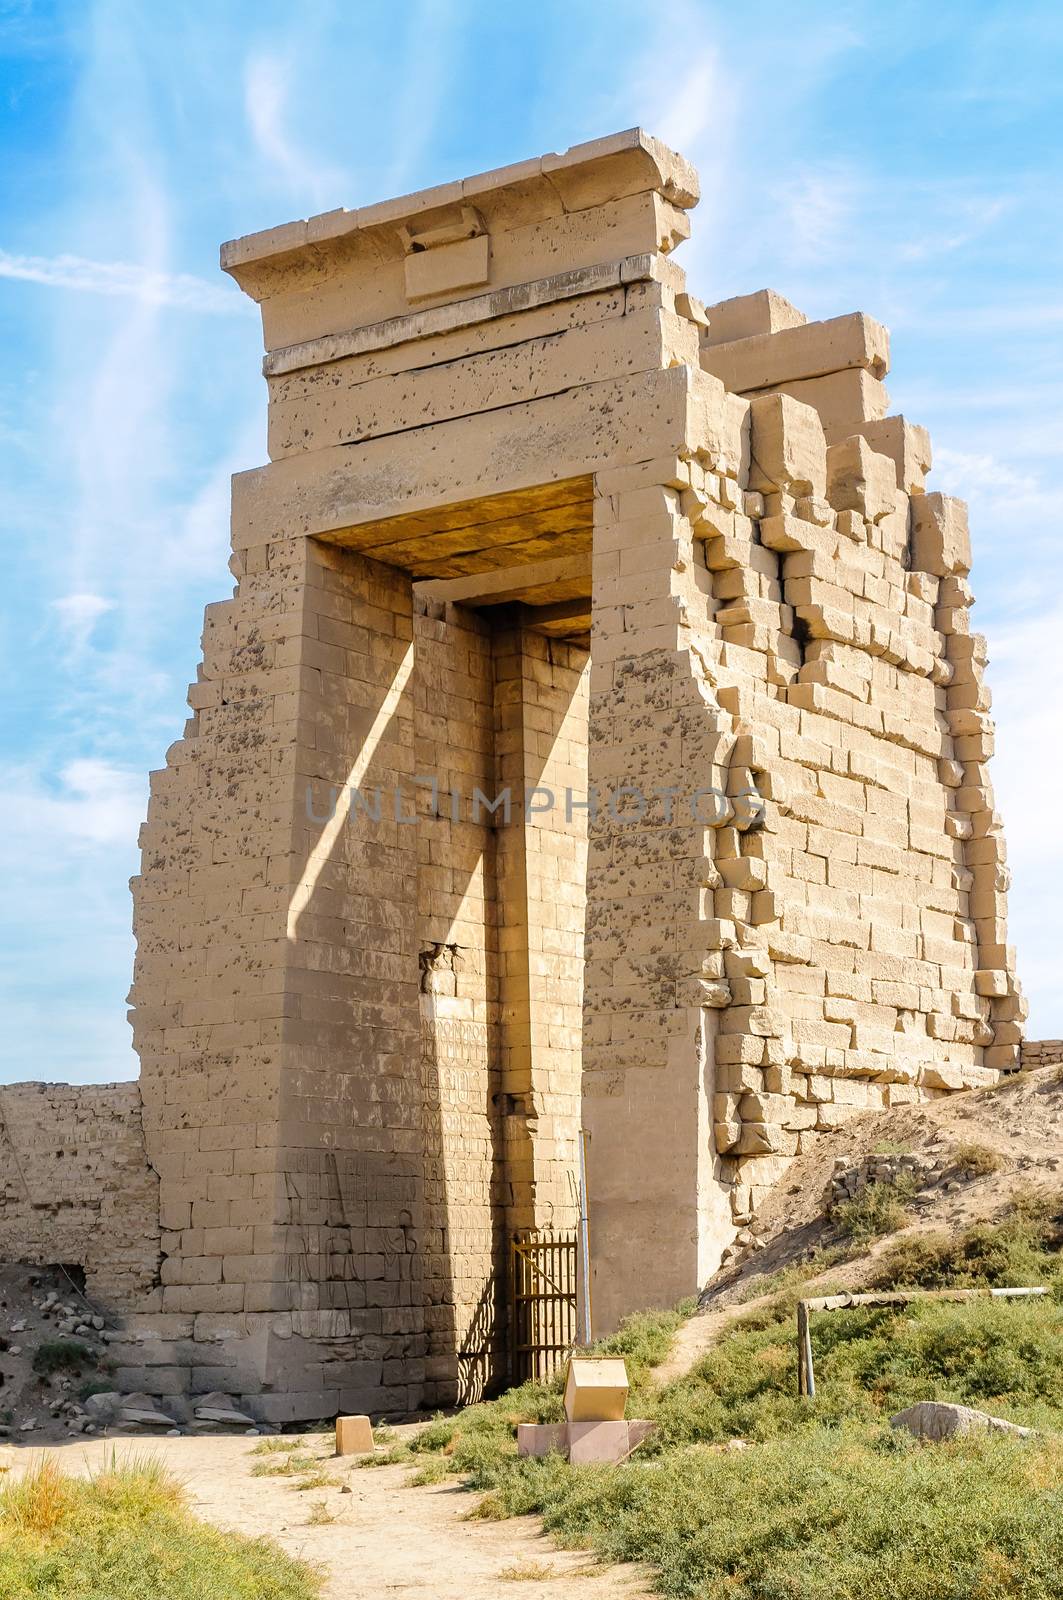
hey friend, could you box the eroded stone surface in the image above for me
[1,127,1037,1416]
[890,1402,1034,1442]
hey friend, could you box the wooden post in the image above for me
[796,1299,815,1398]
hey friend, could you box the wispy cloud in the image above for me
[770,164,863,265]
[243,51,348,210]
[0,249,245,312]
[46,759,146,847]
[895,196,1012,262]
[51,592,115,654]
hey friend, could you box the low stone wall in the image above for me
[1022,1040,1063,1069]
[0,1082,160,1310]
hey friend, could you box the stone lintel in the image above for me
[222,128,699,278]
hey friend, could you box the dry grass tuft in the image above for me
[498,1558,558,1580]
[952,1141,1006,1176]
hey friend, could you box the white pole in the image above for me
[577,1129,592,1344]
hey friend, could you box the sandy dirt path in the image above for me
[22,1431,652,1600]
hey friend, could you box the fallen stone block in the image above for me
[335,1414,375,1456]
[83,1391,122,1421]
[568,1420,633,1464]
[890,1401,1035,1443]
[193,1390,257,1425]
[118,1392,176,1428]
[564,1356,629,1422]
[516,1422,568,1458]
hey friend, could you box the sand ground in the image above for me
[16,1428,652,1600]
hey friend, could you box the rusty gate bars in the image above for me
[510,1229,579,1383]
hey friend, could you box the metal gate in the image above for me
[510,1229,578,1382]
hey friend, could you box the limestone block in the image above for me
[738,1091,791,1123]
[911,494,971,577]
[564,1357,628,1422]
[727,947,772,980]
[971,968,1007,1001]
[748,393,826,498]
[701,313,889,394]
[735,1121,794,1155]
[781,370,890,444]
[568,1420,635,1464]
[701,289,807,346]
[517,1421,568,1457]
[336,1414,375,1455]
[719,857,768,892]
[826,436,897,522]
[855,416,932,494]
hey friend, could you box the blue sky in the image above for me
[1,0,1061,1083]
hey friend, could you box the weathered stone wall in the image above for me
[582,289,1023,1329]
[1022,1040,1063,1068]
[116,127,1025,1393]
[0,1082,159,1307]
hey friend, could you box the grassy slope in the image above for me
[0,1456,320,1600]
[387,1192,1063,1599]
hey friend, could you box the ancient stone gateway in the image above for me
[124,129,1023,1422]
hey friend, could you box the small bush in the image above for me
[292,1469,338,1493]
[304,1499,336,1526]
[834,1177,917,1241]
[871,1191,1063,1294]
[953,1140,1006,1176]
[76,1377,114,1402]
[31,1340,93,1377]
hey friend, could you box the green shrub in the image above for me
[0,1455,319,1599]
[389,1207,1063,1598]
[31,1340,93,1377]
[834,1177,917,1241]
[516,1428,1063,1599]
[870,1191,1063,1294]
[76,1377,115,1402]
